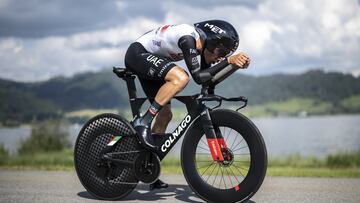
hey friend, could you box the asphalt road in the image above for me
[0,169,359,203]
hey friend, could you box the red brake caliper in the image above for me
[217,138,227,148]
[207,138,224,161]
[217,138,232,160]
[208,138,240,191]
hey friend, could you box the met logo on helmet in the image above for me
[204,23,226,34]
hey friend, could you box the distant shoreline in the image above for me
[0,149,359,178]
[1,111,360,128]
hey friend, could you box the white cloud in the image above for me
[241,21,282,54]
[160,0,359,75]
[0,0,10,10]
[0,18,160,81]
[0,0,359,81]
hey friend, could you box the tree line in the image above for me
[0,69,359,125]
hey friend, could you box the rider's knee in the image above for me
[172,69,189,91]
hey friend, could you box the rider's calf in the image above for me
[152,105,173,133]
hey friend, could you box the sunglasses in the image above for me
[212,47,232,58]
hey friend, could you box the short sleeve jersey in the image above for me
[136,24,200,61]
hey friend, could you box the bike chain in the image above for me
[106,150,145,157]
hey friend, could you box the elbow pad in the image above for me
[192,71,212,84]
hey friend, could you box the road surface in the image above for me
[0,169,359,202]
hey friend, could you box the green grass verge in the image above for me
[161,166,360,178]
[341,95,360,110]
[1,150,360,178]
[0,148,74,170]
[160,154,360,178]
[267,167,360,178]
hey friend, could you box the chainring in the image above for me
[133,152,161,184]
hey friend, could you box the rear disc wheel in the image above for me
[74,113,141,200]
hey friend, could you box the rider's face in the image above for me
[203,49,224,64]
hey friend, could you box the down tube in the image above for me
[157,112,199,160]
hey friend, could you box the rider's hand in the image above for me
[227,53,251,69]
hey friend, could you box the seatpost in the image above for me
[124,76,137,100]
[123,75,141,117]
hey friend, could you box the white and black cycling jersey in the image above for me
[136,24,200,61]
[125,23,230,86]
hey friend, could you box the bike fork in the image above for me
[200,108,225,161]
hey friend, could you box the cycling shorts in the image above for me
[124,42,177,99]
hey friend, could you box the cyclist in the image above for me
[124,20,250,189]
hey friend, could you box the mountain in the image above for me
[213,70,360,105]
[0,69,359,124]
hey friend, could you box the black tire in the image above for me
[74,113,141,200]
[181,109,267,203]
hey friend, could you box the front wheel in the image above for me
[181,109,267,203]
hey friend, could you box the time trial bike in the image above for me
[74,65,267,203]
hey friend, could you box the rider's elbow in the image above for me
[193,72,212,84]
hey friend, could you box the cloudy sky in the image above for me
[0,0,359,82]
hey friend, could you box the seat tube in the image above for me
[199,106,224,161]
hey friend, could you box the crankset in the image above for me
[97,149,160,184]
[134,152,161,184]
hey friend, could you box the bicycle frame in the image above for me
[75,67,266,203]
[115,67,248,161]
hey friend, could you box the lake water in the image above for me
[1,115,359,158]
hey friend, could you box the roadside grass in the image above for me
[341,95,360,110]
[267,167,360,178]
[1,149,359,178]
[1,148,74,171]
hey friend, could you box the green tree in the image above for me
[18,120,71,155]
[0,144,9,164]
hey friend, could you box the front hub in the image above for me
[220,148,234,167]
